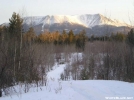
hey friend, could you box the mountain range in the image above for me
[1,14,131,36]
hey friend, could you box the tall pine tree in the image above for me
[68,30,74,44]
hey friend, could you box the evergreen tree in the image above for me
[9,12,23,40]
[76,30,86,50]
[111,32,126,42]
[127,29,134,45]
[62,30,68,44]
[8,12,23,80]
[68,30,74,44]
[80,69,89,80]
[58,34,63,45]
[23,27,36,43]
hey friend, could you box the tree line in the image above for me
[24,29,87,50]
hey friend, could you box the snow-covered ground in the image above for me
[1,62,134,100]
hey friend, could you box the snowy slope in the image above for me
[23,15,85,27]
[78,14,128,27]
[1,62,134,100]
[23,14,128,28]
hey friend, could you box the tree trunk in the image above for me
[0,89,2,97]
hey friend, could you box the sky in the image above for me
[0,0,134,24]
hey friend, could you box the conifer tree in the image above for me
[68,30,74,44]
[23,27,36,43]
[62,30,68,44]
[76,30,86,50]
[9,12,23,40]
[127,29,134,45]
[8,12,23,79]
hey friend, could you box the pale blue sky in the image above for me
[0,0,134,24]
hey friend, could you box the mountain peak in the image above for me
[6,14,129,28]
[1,14,130,35]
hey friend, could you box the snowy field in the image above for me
[1,63,134,100]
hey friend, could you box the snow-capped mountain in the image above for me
[23,14,128,29]
[1,14,130,36]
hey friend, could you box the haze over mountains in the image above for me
[1,14,131,36]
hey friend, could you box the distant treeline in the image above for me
[22,26,134,47]
[23,29,87,51]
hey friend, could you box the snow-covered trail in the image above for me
[1,63,134,100]
[47,63,66,80]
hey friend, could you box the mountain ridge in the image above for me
[0,14,130,36]
[23,14,129,28]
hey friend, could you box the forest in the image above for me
[0,12,134,97]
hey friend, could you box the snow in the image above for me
[1,61,134,100]
[23,14,129,30]
[47,63,66,80]
[1,80,134,100]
